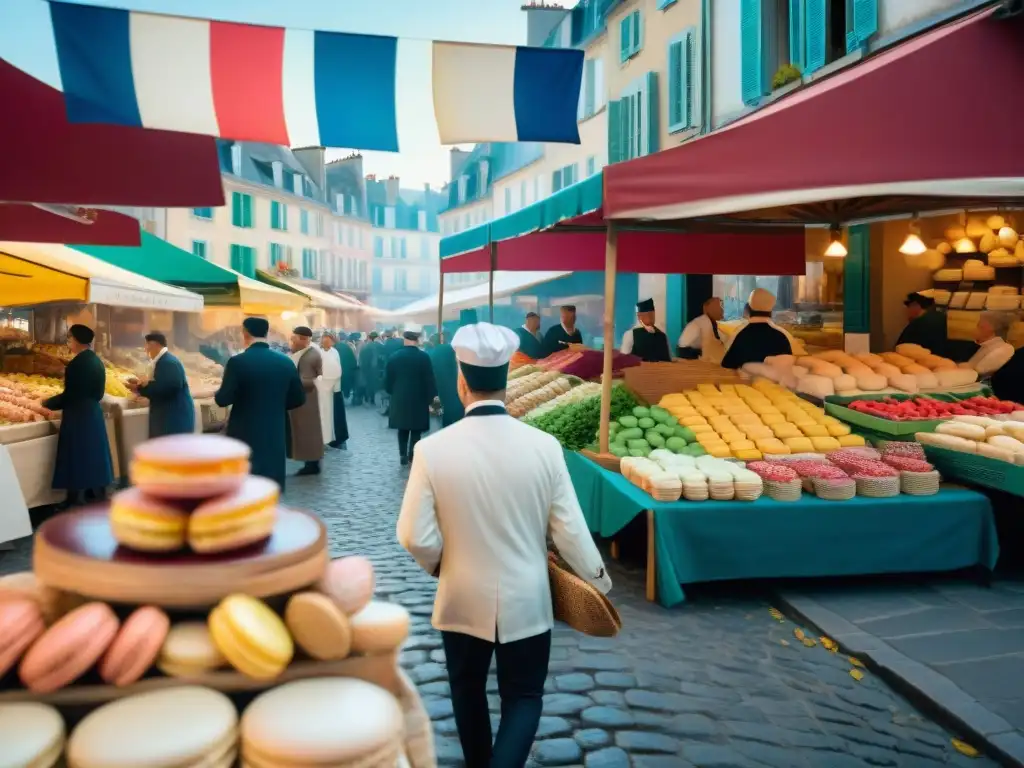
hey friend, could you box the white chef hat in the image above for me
[451,322,520,391]
[748,288,776,313]
[403,322,423,340]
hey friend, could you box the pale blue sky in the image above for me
[1,0,558,188]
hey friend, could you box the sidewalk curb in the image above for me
[775,590,1024,768]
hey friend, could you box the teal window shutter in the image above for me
[683,30,694,128]
[231,193,241,227]
[847,0,878,52]
[667,36,684,131]
[788,0,805,70]
[552,169,563,193]
[584,59,596,117]
[271,202,280,230]
[644,71,659,155]
[607,99,621,163]
[632,11,643,54]
[300,209,309,234]
[619,15,631,62]
[740,0,763,106]
[804,0,826,74]
[243,195,252,227]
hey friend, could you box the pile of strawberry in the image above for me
[746,461,799,482]
[877,441,927,460]
[847,395,1021,422]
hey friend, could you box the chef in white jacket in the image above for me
[315,333,342,445]
[397,321,611,768]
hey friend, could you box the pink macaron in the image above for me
[129,434,252,499]
[0,600,46,678]
[98,606,171,687]
[20,602,120,693]
[318,556,375,616]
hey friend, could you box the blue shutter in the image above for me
[683,30,694,129]
[619,15,631,62]
[231,193,241,226]
[667,37,683,131]
[804,0,826,74]
[632,11,643,53]
[584,59,596,117]
[244,195,253,227]
[644,72,659,156]
[740,0,763,106]
[607,99,621,163]
[788,0,805,70]
[847,0,877,52]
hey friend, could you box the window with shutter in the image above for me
[631,11,642,53]
[667,35,684,131]
[584,59,596,117]
[191,241,207,260]
[552,169,563,193]
[586,156,596,176]
[740,0,764,106]
[644,71,659,156]
[300,209,309,234]
[789,0,806,70]
[804,0,827,73]
[504,187,512,214]
[847,0,877,52]
[607,99,621,164]
[619,15,631,62]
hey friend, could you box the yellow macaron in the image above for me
[109,488,189,552]
[208,595,293,680]
[187,476,279,554]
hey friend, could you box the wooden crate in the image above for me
[622,361,744,405]
[579,449,621,474]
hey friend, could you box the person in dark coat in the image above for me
[130,332,195,438]
[896,292,948,357]
[721,289,792,369]
[428,332,464,427]
[44,324,113,508]
[991,344,1024,404]
[516,312,545,359]
[358,332,380,406]
[619,298,672,362]
[385,326,437,466]
[215,317,305,490]
[338,333,359,402]
[542,305,584,357]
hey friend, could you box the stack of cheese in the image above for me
[620,451,764,503]
[962,258,996,282]
[884,344,978,389]
[506,375,575,418]
[986,286,1021,311]
[505,370,562,402]
[657,381,861,461]
[918,416,1024,465]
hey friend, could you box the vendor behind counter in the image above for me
[721,289,792,370]
[897,292,948,358]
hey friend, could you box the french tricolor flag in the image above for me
[48,2,584,151]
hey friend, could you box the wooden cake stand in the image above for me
[33,506,328,608]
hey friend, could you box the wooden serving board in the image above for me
[0,652,400,706]
[34,506,328,608]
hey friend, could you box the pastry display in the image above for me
[156,622,225,678]
[19,603,120,694]
[98,606,171,687]
[285,592,353,662]
[129,434,251,498]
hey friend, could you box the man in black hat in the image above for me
[43,324,113,508]
[541,305,583,358]
[620,298,672,362]
[129,331,195,437]
[385,325,437,466]
[516,312,544,360]
[358,331,380,406]
[215,317,306,490]
[897,292,948,357]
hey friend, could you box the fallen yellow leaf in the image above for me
[780,639,790,646]
[801,637,817,648]
[821,637,838,652]
[850,669,864,681]
[769,607,783,619]
[793,628,806,641]
[849,657,864,667]
[951,739,979,758]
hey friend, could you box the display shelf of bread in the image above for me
[105,347,224,401]
[0,342,135,399]
[0,433,435,767]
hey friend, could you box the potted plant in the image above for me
[772,64,802,91]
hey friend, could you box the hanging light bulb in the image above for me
[954,236,977,254]
[824,226,847,258]
[899,219,927,256]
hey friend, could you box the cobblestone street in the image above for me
[0,405,998,767]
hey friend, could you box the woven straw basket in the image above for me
[548,555,621,638]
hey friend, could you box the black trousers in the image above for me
[397,429,422,458]
[442,630,551,768]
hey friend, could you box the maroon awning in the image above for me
[0,204,141,246]
[1,58,223,208]
[604,9,1024,223]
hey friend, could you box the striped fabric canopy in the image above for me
[48,1,585,151]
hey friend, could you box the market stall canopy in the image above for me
[72,233,307,314]
[603,8,1024,224]
[0,242,204,312]
[256,272,362,311]
[390,271,571,322]
[0,250,87,306]
[0,57,222,207]
[440,173,806,274]
[0,204,142,246]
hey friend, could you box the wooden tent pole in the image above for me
[599,223,618,454]
[488,241,497,322]
[437,261,444,338]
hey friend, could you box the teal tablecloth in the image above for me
[564,450,1000,607]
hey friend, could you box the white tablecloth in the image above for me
[0,441,42,543]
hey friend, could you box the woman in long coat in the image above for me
[428,336,463,427]
[44,324,113,507]
[385,330,437,466]
[287,327,324,476]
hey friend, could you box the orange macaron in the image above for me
[187,476,279,554]
[98,606,171,687]
[130,434,252,499]
[109,488,192,552]
[20,602,120,693]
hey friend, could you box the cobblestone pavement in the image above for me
[0,406,998,767]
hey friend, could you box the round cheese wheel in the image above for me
[349,601,411,654]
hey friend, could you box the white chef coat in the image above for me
[619,323,665,355]
[397,400,612,643]
[962,337,1014,377]
[315,345,342,444]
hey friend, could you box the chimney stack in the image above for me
[384,176,400,206]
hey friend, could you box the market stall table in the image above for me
[564,450,999,607]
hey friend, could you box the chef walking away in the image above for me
[129,332,195,437]
[721,288,792,369]
[516,312,545,360]
[44,324,113,509]
[319,333,349,450]
[542,304,584,358]
[215,318,305,490]
[397,322,611,768]
[620,298,672,362]
[677,297,726,363]
[385,325,437,466]
[428,331,464,428]
[897,292,949,358]
[287,327,325,477]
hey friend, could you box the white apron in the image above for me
[316,346,342,445]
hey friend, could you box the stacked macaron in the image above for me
[111,434,279,554]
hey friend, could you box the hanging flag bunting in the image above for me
[47,1,584,150]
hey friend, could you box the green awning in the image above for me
[74,231,237,288]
